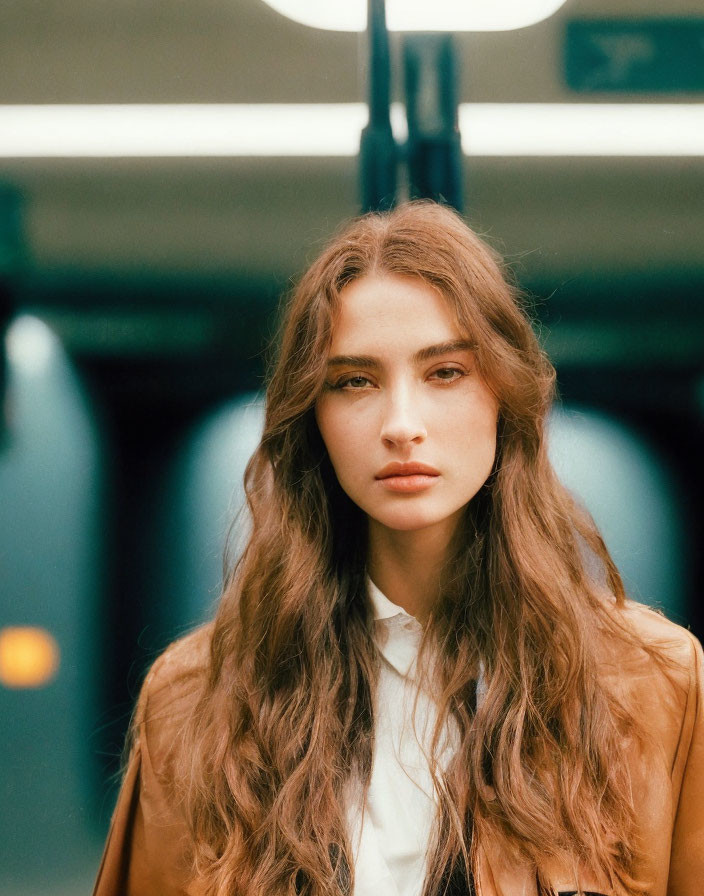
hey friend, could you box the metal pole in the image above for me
[359,0,397,212]
[0,184,24,440]
[403,33,463,211]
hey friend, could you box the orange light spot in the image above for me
[0,627,60,688]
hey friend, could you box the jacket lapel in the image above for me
[475,834,611,896]
[475,838,535,896]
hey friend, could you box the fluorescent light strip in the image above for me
[0,104,369,158]
[461,104,704,157]
[0,103,702,158]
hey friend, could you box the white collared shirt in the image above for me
[345,579,458,896]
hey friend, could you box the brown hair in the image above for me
[179,201,654,895]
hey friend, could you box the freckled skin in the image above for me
[314,273,499,546]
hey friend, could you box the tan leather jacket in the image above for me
[93,602,704,896]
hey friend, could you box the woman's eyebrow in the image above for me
[326,340,475,369]
[414,339,476,363]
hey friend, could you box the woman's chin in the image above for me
[369,510,459,537]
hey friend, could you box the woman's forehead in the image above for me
[327,273,469,354]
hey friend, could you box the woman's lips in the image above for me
[377,473,439,493]
[375,463,440,493]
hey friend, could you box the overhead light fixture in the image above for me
[259,0,568,31]
[0,104,702,158]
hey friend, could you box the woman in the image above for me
[94,201,704,896]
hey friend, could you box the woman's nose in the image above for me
[379,385,427,447]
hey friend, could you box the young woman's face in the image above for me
[315,273,499,541]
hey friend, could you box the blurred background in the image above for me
[0,0,702,891]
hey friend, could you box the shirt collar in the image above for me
[367,577,423,679]
[367,576,417,622]
[366,577,487,703]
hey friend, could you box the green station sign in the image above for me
[565,19,704,92]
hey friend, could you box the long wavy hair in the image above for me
[178,201,657,896]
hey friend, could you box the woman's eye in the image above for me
[336,375,372,389]
[431,367,464,383]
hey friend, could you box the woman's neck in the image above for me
[366,519,456,621]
